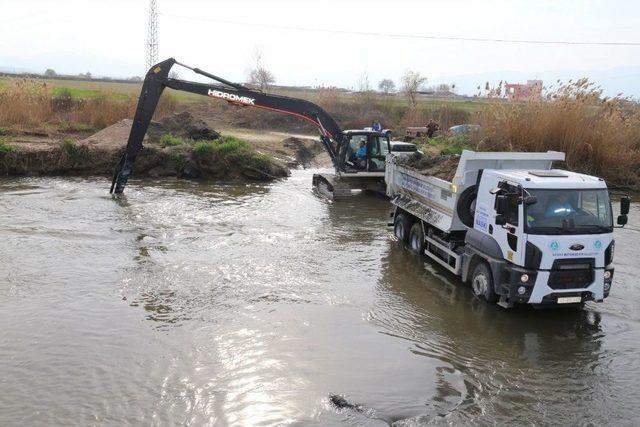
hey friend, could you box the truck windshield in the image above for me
[525,189,613,234]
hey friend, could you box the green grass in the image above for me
[193,136,250,156]
[214,136,249,154]
[52,86,132,101]
[193,141,216,155]
[159,133,188,147]
[0,127,7,136]
[0,140,15,153]
[245,152,274,170]
[418,134,472,155]
[60,137,82,162]
[59,121,95,132]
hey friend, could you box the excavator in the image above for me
[110,58,416,197]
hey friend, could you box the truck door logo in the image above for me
[569,244,584,251]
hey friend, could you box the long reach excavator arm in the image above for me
[110,58,346,194]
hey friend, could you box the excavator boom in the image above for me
[111,58,344,194]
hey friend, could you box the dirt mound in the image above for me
[396,152,460,181]
[79,119,132,148]
[147,111,220,142]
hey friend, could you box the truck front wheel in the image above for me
[409,222,425,254]
[394,213,412,243]
[471,262,498,303]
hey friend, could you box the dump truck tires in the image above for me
[457,185,477,228]
[471,262,498,303]
[409,222,425,254]
[394,213,412,243]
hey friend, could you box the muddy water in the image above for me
[1,170,639,426]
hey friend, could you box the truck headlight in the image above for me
[517,286,527,295]
[520,274,529,283]
[605,241,615,266]
[604,270,612,280]
[604,282,611,292]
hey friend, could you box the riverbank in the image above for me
[0,111,327,182]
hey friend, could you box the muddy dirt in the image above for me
[147,111,220,142]
[0,111,323,182]
[396,151,460,181]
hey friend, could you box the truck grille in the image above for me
[548,258,595,290]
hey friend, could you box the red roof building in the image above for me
[504,80,543,101]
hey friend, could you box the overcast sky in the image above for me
[2,0,639,96]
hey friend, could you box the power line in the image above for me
[159,13,640,47]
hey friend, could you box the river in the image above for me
[1,170,639,426]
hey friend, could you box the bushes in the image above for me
[191,135,284,179]
[59,137,83,164]
[0,141,15,153]
[0,79,53,127]
[412,134,472,156]
[0,78,178,131]
[471,79,640,188]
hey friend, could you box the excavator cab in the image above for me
[342,130,391,175]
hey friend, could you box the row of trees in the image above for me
[43,68,144,82]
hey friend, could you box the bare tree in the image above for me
[356,72,374,103]
[401,70,427,106]
[436,83,450,93]
[248,50,275,91]
[357,72,371,92]
[169,70,180,80]
[378,79,396,94]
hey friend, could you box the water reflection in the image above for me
[373,241,608,424]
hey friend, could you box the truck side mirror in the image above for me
[495,195,508,215]
[617,215,628,226]
[621,196,630,215]
[495,214,507,226]
[523,195,538,205]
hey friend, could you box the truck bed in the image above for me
[386,155,458,232]
[385,150,566,233]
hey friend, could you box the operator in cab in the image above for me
[356,141,367,162]
[546,194,574,217]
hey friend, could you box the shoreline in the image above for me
[0,116,328,183]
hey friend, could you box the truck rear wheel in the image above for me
[409,222,425,254]
[471,262,498,303]
[394,213,411,243]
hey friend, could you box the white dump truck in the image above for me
[386,150,631,307]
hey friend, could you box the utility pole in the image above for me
[146,0,158,70]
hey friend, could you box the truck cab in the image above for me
[468,168,623,306]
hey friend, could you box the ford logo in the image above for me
[569,244,585,251]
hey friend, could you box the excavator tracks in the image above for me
[312,173,386,199]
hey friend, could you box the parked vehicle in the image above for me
[386,150,630,307]
[449,124,481,134]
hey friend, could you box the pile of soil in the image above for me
[396,151,460,181]
[146,111,220,142]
